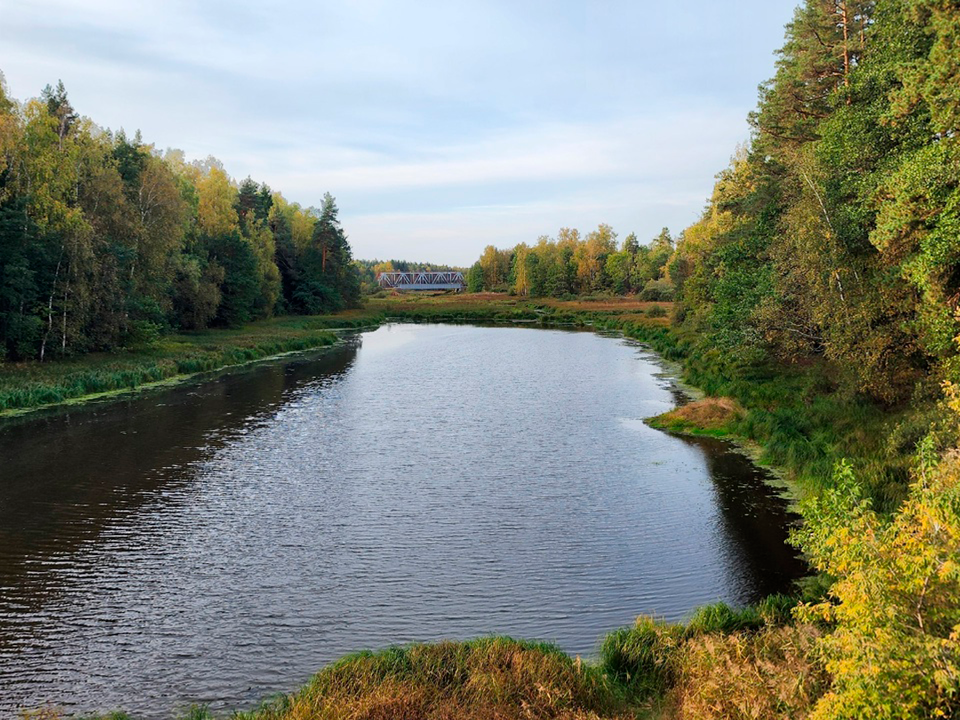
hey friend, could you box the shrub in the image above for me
[598,616,683,699]
[794,412,960,719]
[640,278,675,301]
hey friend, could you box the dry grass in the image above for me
[665,624,828,720]
[365,292,672,316]
[246,638,633,720]
[649,397,744,434]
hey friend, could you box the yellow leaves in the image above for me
[939,559,959,580]
[196,166,238,237]
[798,447,960,718]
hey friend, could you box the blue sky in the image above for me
[0,1,797,265]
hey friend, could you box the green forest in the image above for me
[473,0,960,415]
[0,77,360,362]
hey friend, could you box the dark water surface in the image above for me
[0,324,805,717]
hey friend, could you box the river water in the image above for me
[0,324,805,717]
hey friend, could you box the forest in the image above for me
[650,1,960,716]
[465,226,675,299]
[474,0,960,413]
[0,77,360,362]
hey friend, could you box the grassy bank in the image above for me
[0,314,373,417]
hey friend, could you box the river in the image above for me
[0,323,805,717]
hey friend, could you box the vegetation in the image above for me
[465,226,675,299]
[8,0,960,716]
[240,638,632,720]
[0,75,361,365]
[0,315,367,414]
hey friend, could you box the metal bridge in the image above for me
[377,271,465,292]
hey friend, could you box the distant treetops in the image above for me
[467,225,675,301]
[0,76,360,361]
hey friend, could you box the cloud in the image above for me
[0,0,797,266]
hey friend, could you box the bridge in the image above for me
[377,271,465,292]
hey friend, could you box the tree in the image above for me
[197,166,238,238]
[796,402,960,718]
[466,261,484,293]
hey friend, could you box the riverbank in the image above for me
[2,290,904,505]
[0,314,375,418]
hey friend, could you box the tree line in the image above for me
[669,0,960,407]
[663,2,960,717]
[0,77,360,361]
[465,225,675,299]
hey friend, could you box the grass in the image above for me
[669,624,827,720]
[647,397,744,436]
[35,596,819,720]
[241,637,633,720]
[0,315,380,416]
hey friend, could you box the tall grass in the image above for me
[36,595,817,720]
[237,637,633,720]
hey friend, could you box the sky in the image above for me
[0,0,797,265]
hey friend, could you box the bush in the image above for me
[598,617,683,699]
[646,304,667,318]
[794,420,960,719]
[640,278,675,301]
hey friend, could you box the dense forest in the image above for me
[669,1,960,717]
[0,76,360,362]
[669,0,959,409]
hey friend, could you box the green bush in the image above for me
[598,616,683,698]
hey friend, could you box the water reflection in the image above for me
[0,325,804,717]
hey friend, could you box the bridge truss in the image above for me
[377,271,465,292]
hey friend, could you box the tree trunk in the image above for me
[61,279,69,354]
[39,253,63,362]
